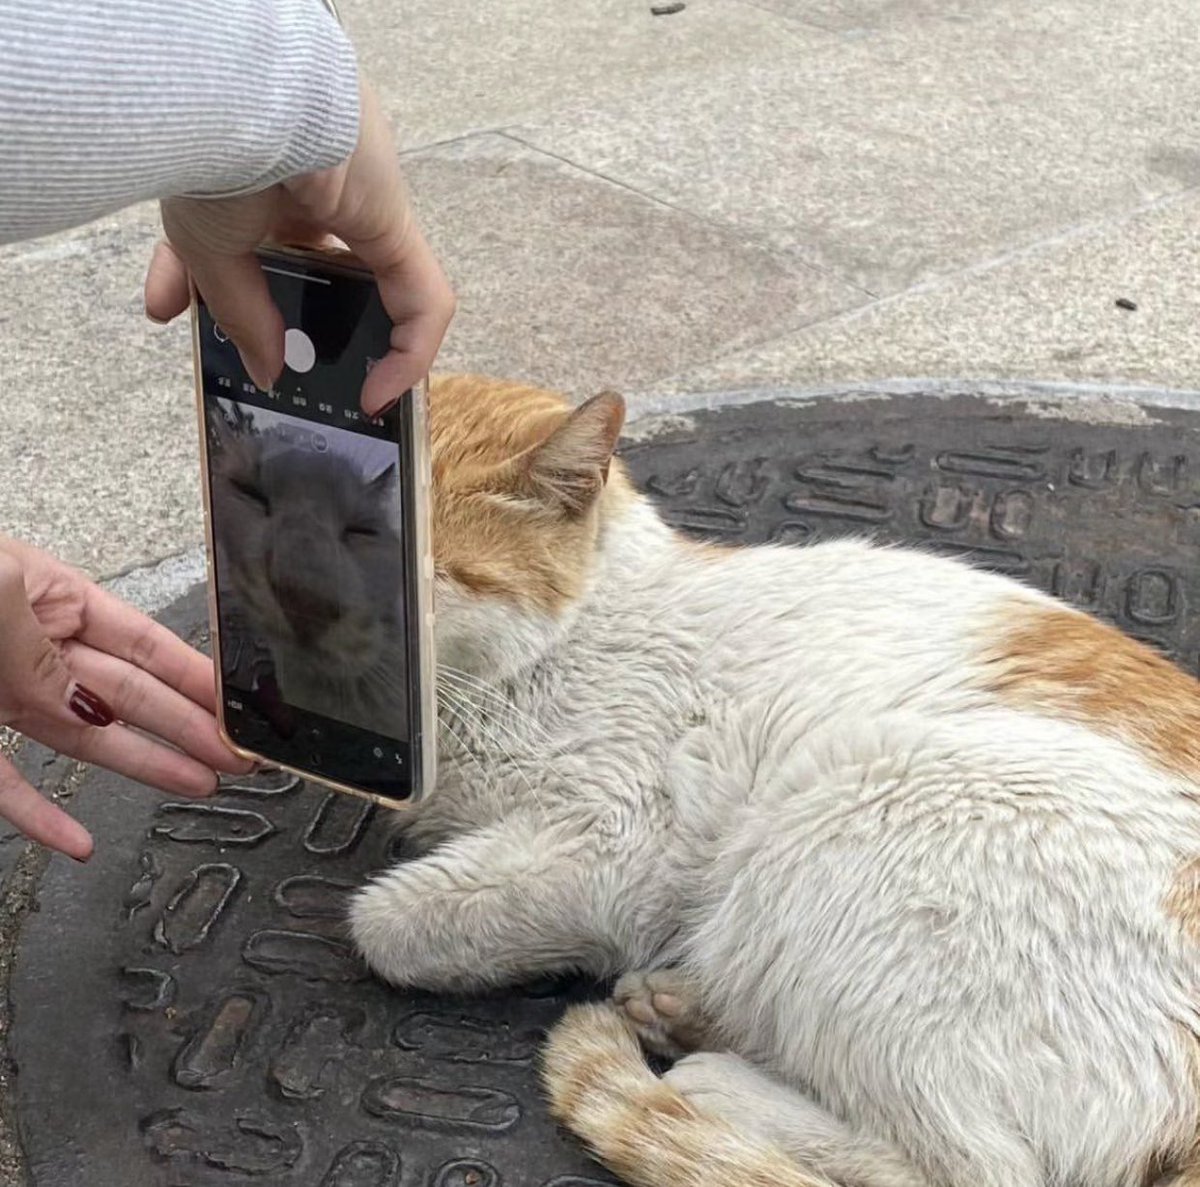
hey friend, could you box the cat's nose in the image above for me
[275,583,340,644]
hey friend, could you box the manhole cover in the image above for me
[9,387,1200,1185]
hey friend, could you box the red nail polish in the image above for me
[69,685,115,728]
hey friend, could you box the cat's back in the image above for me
[677,539,1200,754]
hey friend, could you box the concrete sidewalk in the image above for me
[1,0,1197,581]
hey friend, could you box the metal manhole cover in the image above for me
[9,387,1200,1185]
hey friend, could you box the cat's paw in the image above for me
[613,967,709,1057]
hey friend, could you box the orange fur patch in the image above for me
[981,601,1200,778]
[428,374,631,612]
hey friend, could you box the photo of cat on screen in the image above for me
[206,398,409,742]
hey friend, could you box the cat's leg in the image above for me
[666,1051,931,1187]
[614,967,713,1057]
[349,817,616,992]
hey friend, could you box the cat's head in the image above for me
[428,375,628,681]
[209,409,403,677]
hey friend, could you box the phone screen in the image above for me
[197,251,420,802]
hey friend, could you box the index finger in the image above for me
[79,584,218,713]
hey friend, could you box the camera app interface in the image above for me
[200,255,415,799]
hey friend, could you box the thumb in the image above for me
[0,752,93,861]
[0,552,114,731]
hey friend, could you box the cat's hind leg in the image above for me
[544,1003,930,1187]
[607,970,930,1186]
[666,1050,930,1187]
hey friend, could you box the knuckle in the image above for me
[126,623,161,674]
[114,666,146,719]
[30,636,66,688]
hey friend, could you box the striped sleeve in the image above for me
[0,0,361,245]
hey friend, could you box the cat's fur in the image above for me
[209,407,408,736]
[350,374,1200,1187]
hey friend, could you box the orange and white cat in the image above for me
[350,374,1200,1187]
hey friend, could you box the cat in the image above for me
[207,405,408,738]
[349,373,1200,1187]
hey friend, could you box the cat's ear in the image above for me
[522,391,625,517]
[368,463,398,495]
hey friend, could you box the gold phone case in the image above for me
[191,244,437,809]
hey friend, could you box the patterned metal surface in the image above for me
[11,391,1200,1185]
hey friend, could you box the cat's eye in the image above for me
[233,479,269,512]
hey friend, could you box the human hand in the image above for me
[144,80,454,416]
[0,535,252,861]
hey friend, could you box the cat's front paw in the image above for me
[348,879,400,983]
[613,967,710,1057]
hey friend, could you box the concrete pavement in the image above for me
[0,0,1197,580]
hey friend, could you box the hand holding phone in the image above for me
[192,247,436,806]
[149,81,454,412]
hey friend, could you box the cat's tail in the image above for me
[541,1003,836,1187]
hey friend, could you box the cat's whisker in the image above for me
[438,699,536,826]
[438,669,520,710]
[436,689,481,756]
[436,682,551,820]
[438,666,561,750]
[436,694,499,791]
[437,671,571,791]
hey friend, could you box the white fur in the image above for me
[351,493,1200,1187]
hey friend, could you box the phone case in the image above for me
[191,243,437,808]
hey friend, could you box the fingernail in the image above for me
[370,396,400,419]
[69,685,115,728]
[145,311,170,326]
[249,363,282,393]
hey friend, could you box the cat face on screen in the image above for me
[209,408,402,683]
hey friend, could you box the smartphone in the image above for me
[192,245,435,807]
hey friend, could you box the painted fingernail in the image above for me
[371,396,400,419]
[69,685,115,728]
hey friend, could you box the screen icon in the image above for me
[284,327,317,374]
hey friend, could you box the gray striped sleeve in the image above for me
[0,0,361,245]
